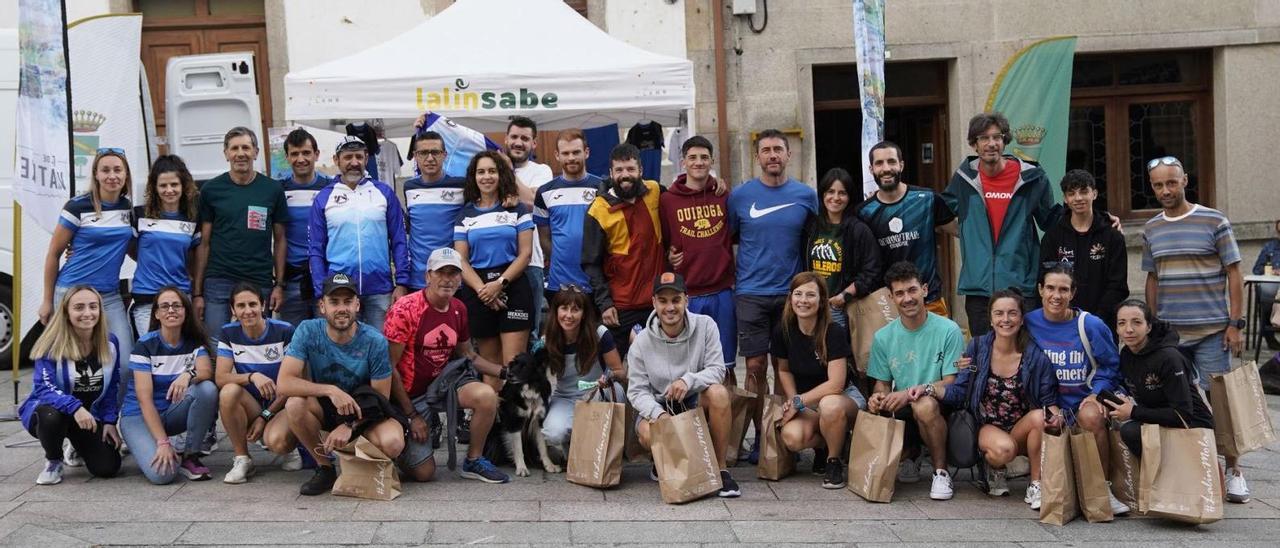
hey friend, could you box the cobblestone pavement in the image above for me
[0,369,1277,546]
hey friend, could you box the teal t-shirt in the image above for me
[197,172,288,287]
[867,312,963,389]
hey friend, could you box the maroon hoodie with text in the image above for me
[658,174,734,296]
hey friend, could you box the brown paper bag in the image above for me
[651,406,723,504]
[624,405,647,462]
[1138,423,1223,524]
[756,395,795,480]
[846,412,904,503]
[724,386,757,463]
[1068,427,1114,522]
[849,287,898,375]
[331,436,402,501]
[565,387,626,488]
[1108,429,1141,509]
[1210,361,1278,457]
[1039,429,1078,525]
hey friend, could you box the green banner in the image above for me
[985,36,1077,201]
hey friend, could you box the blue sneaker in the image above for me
[460,456,510,484]
[746,437,760,465]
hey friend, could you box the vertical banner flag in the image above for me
[16,0,72,232]
[852,0,886,198]
[985,36,1078,202]
[68,14,148,197]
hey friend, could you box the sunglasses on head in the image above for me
[1146,156,1183,170]
[97,147,126,156]
[558,284,583,293]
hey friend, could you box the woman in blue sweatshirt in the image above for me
[20,286,123,485]
[941,288,1059,509]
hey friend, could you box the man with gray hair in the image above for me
[193,126,289,333]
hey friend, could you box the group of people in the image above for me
[18,110,1255,510]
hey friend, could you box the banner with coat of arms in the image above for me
[852,0,886,199]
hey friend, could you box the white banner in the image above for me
[15,0,72,232]
[68,14,148,196]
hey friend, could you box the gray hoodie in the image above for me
[626,311,726,420]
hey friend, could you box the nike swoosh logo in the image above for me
[748,202,795,219]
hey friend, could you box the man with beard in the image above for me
[194,126,289,333]
[402,131,467,292]
[277,273,406,496]
[309,137,410,330]
[727,129,817,461]
[854,141,956,316]
[581,143,664,357]
[506,117,555,335]
[277,128,333,326]
[536,130,603,305]
[1141,155,1249,503]
[383,248,511,484]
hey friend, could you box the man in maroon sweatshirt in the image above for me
[660,136,738,383]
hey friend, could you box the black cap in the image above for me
[652,272,686,295]
[322,272,359,297]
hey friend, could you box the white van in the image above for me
[1,28,19,368]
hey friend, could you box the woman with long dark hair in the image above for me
[539,286,626,453]
[805,167,882,327]
[453,150,534,388]
[774,272,864,490]
[20,286,123,484]
[941,288,1060,509]
[130,155,200,335]
[118,287,218,484]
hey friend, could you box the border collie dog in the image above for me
[492,351,559,477]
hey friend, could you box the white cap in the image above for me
[427,247,463,272]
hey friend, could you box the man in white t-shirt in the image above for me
[507,116,554,335]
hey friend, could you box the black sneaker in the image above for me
[457,413,472,445]
[649,465,659,482]
[299,465,338,496]
[822,458,846,489]
[718,470,741,498]
[429,413,442,450]
[812,447,828,475]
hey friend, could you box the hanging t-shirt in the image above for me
[980,159,1020,244]
[198,172,288,287]
[551,326,617,399]
[216,318,294,398]
[453,202,534,270]
[534,175,602,291]
[867,313,964,390]
[727,178,818,296]
[583,125,620,178]
[71,355,104,410]
[626,121,664,182]
[771,322,853,393]
[808,223,844,294]
[125,332,208,416]
[383,291,469,397]
[403,175,467,289]
[131,208,200,297]
[56,195,133,293]
[285,319,391,395]
[280,174,333,268]
[854,186,955,303]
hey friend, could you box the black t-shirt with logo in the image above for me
[770,322,853,393]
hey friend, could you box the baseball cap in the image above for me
[652,272,686,295]
[427,247,463,272]
[321,272,359,297]
[335,135,367,153]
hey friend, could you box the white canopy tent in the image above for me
[284,0,695,133]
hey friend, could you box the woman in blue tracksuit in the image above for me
[942,288,1060,509]
[39,149,135,386]
[20,285,123,484]
[130,155,201,335]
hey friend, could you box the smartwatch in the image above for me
[1230,318,1246,330]
[259,409,273,421]
[499,276,510,288]
[791,395,806,411]
[187,369,198,381]
[923,383,936,398]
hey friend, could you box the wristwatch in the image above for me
[791,395,806,411]
[259,409,273,421]
[1230,318,1246,329]
[499,276,510,288]
[923,383,936,398]
[187,369,198,381]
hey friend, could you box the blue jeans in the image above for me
[276,276,316,327]
[527,266,546,337]
[201,276,237,335]
[1178,330,1231,391]
[55,286,132,402]
[541,383,626,448]
[118,380,218,484]
[831,306,849,328]
[359,293,391,330]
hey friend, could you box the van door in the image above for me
[165,52,264,181]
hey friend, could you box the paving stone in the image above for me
[886,518,1056,542]
[541,500,731,521]
[731,519,898,543]
[352,500,539,522]
[857,543,1022,548]
[0,503,18,520]
[10,500,357,522]
[910,494,1043,519]
[0,484,30,503]
[0,523,86,546]
[178,521,379,545]
[371,521,431,545]
[25,521,191,545]
[397,476,603,502]
[15,476,183,502]
[767,478,864,501]
[430,521,569,544]
[725,499,927,521]
[570,520,736,543]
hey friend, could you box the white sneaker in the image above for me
[281,450,303,472]
[1107,484,1131,515]
[929,469,953,500]
[223,455,255,484]
[897,458,921,483]
[1225,467,1250,503]
[986,467,1009,496]
[62,440,83,468]
[1025,480,1043,510]
[36,460,64,485]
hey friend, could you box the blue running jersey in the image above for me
[216,318,294,398]
[124,332,208,416]
[280,174,332,267]
[131,208,200,296]
[454,202,534,270]
[56,195,133,293]
[404,175,467,288]
[727,178,817,296]
[533,175,601,290]
[309,177,410,296]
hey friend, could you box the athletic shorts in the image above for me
[689,288,737,368]
[735,294,786,358]
[459,267,533,338]
[397,368,482,469]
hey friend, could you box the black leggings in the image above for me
[28,404,122,478]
